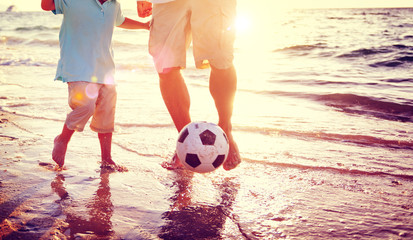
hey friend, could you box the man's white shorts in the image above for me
[149,0,237,73]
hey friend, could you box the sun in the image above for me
[235,14,252,34]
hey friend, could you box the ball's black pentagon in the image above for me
[199,129,216,145]
[178,128,189,143]
[212,154,226,168]
[185,153,201,168]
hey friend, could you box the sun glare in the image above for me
[235,14,252,33]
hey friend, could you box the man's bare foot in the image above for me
[52,135,67,168]
[223,139,241,171]
[161,153,185,170]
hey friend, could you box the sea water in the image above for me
[1,6,413,240]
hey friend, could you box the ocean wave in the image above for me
[318,93,413,122]
[0,58,38,66]
[237,125,413,150]
[336,45,413,68]
[6,103,32,108]
[394,23,413,28]
[370,55,413,68]
[15,26,59,31]
[2,37,145,49]
[362,11,391,16]
[27,38,59,47]
[0,36,25,45]
[1,35,59,47]
[0,57,50,67]
[248,89,413,123]
[327,16,354,20]
[381,78,413,83]
[274,43,326,55]
[269,79,394,88]
[337,47,392,58]
[279,44,413,66]
[393,44,412,49]
[243,158,413,180]
[117,122,172,128]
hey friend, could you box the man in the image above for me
[137,0,241,170]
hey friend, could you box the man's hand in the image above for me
[137,1,153,18]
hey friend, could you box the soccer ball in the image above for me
[176,121,229,173]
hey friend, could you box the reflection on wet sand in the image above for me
[159,170,240,239]
[51,169,114,239]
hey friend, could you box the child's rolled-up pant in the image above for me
[65,82,116,133]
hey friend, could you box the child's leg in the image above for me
[98,132,116,166]
[52,82,98,168]
[52,124,75,167]
[90,84,117,167]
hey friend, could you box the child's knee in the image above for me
[65,97,96,132]
[68,83,99,109]
[68,94,93,109]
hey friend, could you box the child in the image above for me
[41,0,149,170]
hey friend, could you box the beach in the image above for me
[1,5,413,239]
[1,105,413,239]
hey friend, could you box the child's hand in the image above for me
[144,21,150,30]
[118,18,151,30]
[41,0,55,11]
[137,1,152,18]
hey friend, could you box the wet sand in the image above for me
[0,108,245,239]
[1,108,413,240]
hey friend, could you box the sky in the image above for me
[1,0,413,12]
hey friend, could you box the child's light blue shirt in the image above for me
[53,0,125,84]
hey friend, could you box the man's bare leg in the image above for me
[209,65,241,170]
[52,124,75,168]
[159,68,191,169]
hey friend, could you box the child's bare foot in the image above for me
[161,153,185,170]
[51,174,69,199]
[101,158,128,172]
[52,135,67,168]
[223,139,241,171]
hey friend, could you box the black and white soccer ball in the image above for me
[176,121,229,173]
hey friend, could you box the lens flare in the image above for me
[91,76,98,83]
[104,74,115,84]
[85,84,99,99]
[74,92,83,101]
